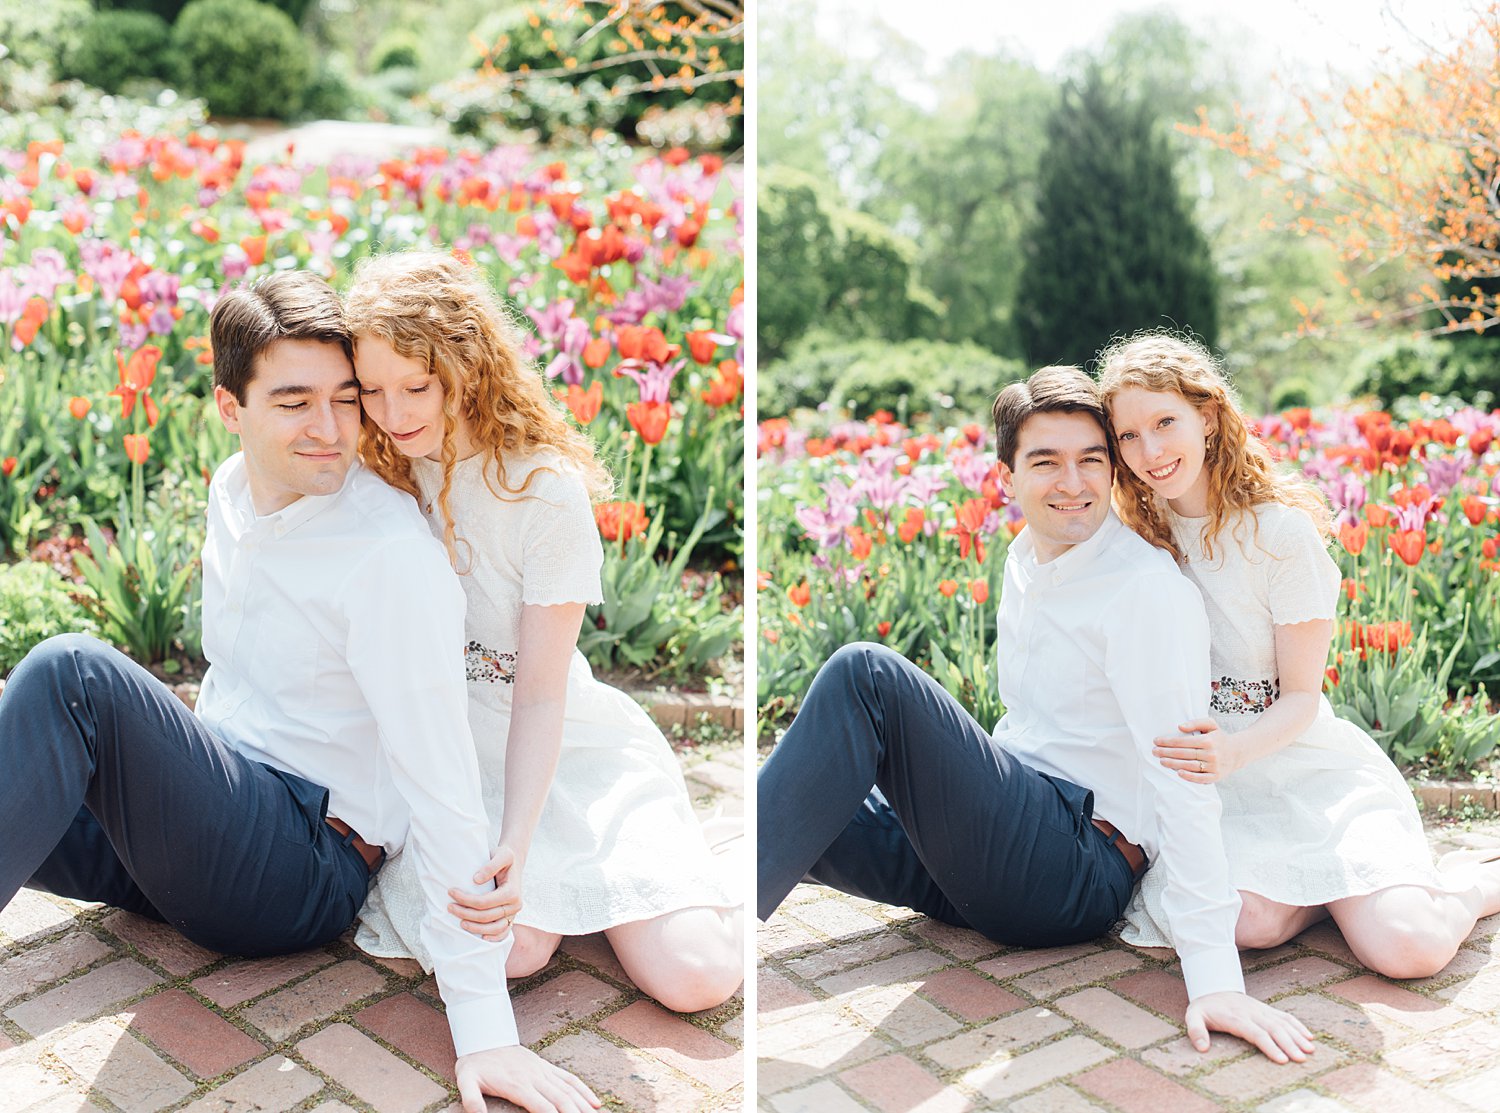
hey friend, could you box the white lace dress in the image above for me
[355,450,733,966]
[1121,501,1440,948]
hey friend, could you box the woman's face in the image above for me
[1108,386,1217,515]
[354,336,447,461]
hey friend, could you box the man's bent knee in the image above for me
[819,642,897,692]
[3,634,107,708]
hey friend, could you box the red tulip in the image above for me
[626,400,671,445]
[123,433,150,465]
[1388,529,1426,567]
[564,381,603,425]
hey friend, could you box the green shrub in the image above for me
[760,334,1026,422]
[371,27,422,73]
[0,0,92,74]
[0,561,95,675]
[1346,334,1500,407]
[1269,375,1315,411]
[172,0,310,119]
[95,0,313,26]
[61,11,176,94]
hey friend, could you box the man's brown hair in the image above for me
[991,365,1109,469]
[210,272,351,403]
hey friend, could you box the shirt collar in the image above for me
[222,456,358,538]
[1014,510,1125,585]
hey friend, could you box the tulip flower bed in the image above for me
[0,120,743,682]
[757,403,1500,776]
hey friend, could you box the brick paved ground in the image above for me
[758,815,1500,1113]
[0,722,744,1113]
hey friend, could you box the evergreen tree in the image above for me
[1015,66,1219,368]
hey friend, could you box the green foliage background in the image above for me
[756,2,1426,419]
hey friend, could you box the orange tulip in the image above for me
[938,579,958,598]
[1470,427,1494,457]
[626,400,671,445]
[701,360,742,408]
[1,456,16,477]
[1338,521,1368,555]
[111,345,163,426]
[898,508,926,544]
[1364,504,1393,529]
[122,433,150,465]
[876,620,891,637]
[1388,529,1426,567]
[685,330,717,364]
[68,396,91,419]
[582,337,611,369]
[1461,495,1486,526]
[970,579,990,605]
[564,381,603,425]
[847,526,873,562]
[593,500,648,542]
[240,235,267,266]
[788,581,811,608]
[946,498,990,564]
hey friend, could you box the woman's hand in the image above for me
[1153,718,1232,783]
[449,843,525,941]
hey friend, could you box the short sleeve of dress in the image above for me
[1265,505,1341,626]
[518,463,605,607]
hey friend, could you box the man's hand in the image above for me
[1153,718,1231,783]
[450,844,524,942]
[456,1046,600,1113]
[1186,991,1315,1063]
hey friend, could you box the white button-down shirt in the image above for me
[992,511,1244,1000]
[196,453,517,1056]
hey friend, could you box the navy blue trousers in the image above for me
[757,643,1135,945]
[0,634,370,956]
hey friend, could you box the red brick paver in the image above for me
[758,816,1500,1111]
[0,728,743,1111]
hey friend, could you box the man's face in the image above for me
[214,338,360,515]
[997,411,1113,563]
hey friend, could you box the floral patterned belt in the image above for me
[464,640,516,684]
[1209,676,1279,715]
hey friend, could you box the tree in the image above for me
[758,166,939,360]
[1014,66,1219,368]
[1184,2,1500,337]
[868,51,1053,357]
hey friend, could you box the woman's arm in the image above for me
[1153,618,1332,782]
[499,601,586,860]
[449,601,585,939]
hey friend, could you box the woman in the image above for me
[344,250,742,1012]
[1098,331,1500,978]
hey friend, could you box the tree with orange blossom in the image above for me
[1182,4,1500,337]
[465,2,743,133]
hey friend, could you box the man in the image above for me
[758,365,1315,1063]
[0,273,598,1113]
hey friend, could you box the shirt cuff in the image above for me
[1179,948,1245,1001]
[446,997,521,1058]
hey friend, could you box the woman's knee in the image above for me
[1235,894,1302,950]
[642,942,744,1013]
[1361,921,1456,980]
[505,928,561,979]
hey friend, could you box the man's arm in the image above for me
[1105,573,1314,1063]
[343,537,516,1054]
[343,538,600,1111]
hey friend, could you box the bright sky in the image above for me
[808,0,1471,84]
